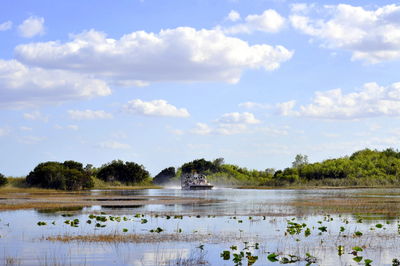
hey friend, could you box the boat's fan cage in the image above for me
[181,173,213,190]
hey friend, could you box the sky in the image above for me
[1,0,400,176]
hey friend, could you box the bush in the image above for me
[153,167,176,184]
[0,173,7,187]
[96,160,150,184]
[26,161,93,190]
[181,159,220,174]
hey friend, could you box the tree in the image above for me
[0,173,7,187]
[213,158,225,168]
[292,154,309,168]
[26,161,93,190]
[96,160,150,184]
[153,167,176,184]
[181,159,219,174]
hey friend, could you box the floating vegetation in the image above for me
[149,227,163,233]
[8,188,400,265]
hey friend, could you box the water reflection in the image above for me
[2,188,400,265]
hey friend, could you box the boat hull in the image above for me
[184,185,213,190]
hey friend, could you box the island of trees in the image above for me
[2,148,400,190]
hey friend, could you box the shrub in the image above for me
[26,161,93,190]
[96,160,150,184]
[0,173,7,187]
[153,167,176,184]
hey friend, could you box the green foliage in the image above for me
[268,148,400,186]
[153,167,175,184]
[181,158,220,174]
[96,160,150,184]
[26,161,93,190]
[0,173,7,187]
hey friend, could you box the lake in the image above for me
[1,188,400,265]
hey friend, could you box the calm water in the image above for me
[1,188,400,265]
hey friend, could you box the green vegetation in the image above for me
[4,147,400,190]
[270,148,400,187]
[97,160,150,185]
[153,167,175,184]
[150,148,400,187]
[26,161,93,190]
[0,173,7,187]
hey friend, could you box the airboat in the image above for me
[181,173,213,190]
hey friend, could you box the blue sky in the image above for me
[1,0,400,176]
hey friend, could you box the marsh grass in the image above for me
[45,232,255,244]
[4,256,21,266]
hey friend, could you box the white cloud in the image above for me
[0,127,10,136]
[23,111,48,122]
[18,16,45,38]
[124,99,190,118]
[191,122,249,136]
[19,126,32,131]
[191,123,212,135]
[276,100,296,116]
[97,140,131,150]
[68,109,113,120]
[279,82,400,119]
[0,21,12,31]
[227,10,241,22]
[239,101,272,109]
[191,112,260,136]
[215,123,248,135]
[217,112,260,124]
[0,59,111,108]
[15,27,293,84]
[224,9,286,34]
[290,4,400,63]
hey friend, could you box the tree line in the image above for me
[1,148,400,190]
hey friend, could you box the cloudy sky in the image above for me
[1,0,400,176]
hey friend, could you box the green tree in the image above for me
[181,159,219,174]
[153,167,176,184]
[26,161,93,190]
[96,160,150,184]
[0,173,7,187]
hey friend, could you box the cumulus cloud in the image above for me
[191,112,260,135]
[191,123,213,135]
[123,99,190,118]
[97,140,131,150]
[227,10,241,22]
[15,27,293,84]
[23,111,48,122]
[290,4,400,63]
[224,9,286,34]
[0,21,12,31]
[18,16,45,38]
[0,59,111,108]
[276,100,296,116]
[68,109,113,120]
[279,82,400,119]
[216,112,260,124]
